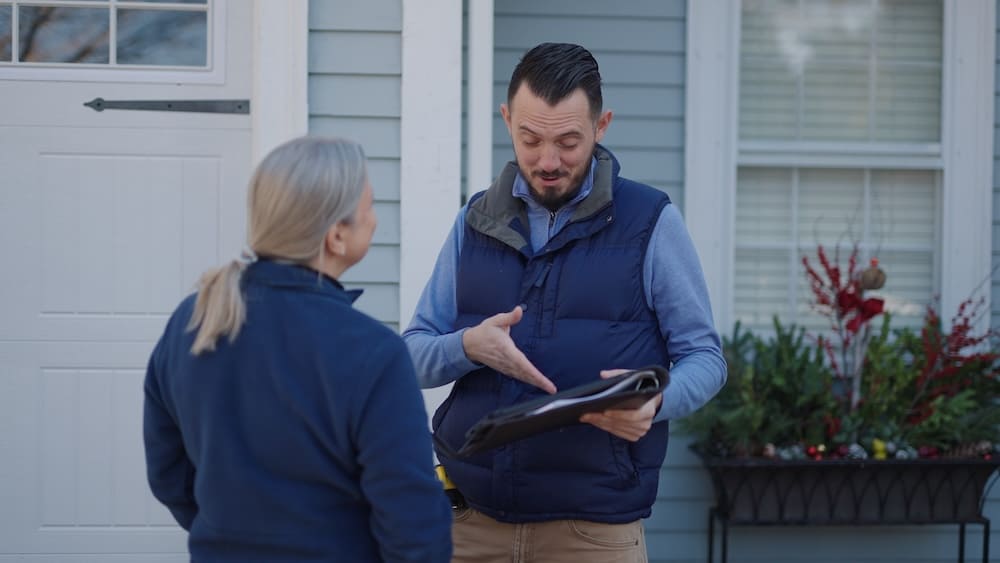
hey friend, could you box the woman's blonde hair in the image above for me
[186,136,368,354]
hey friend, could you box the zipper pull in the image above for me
[533,262,553,288]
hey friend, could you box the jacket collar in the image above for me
[466,144,619,254]
[243,259,363,303]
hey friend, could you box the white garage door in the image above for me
[0,1,251,560]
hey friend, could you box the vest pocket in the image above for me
[431,388,457,432]
[610,436,640,488]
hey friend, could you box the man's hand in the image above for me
[580,369,663,441]
[462,306,557,394]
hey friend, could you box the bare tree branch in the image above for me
[69,29,108,63]
[19,7,56,61]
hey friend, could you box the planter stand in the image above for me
[700,456,1000,563]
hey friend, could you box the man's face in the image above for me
[501,84,612,211]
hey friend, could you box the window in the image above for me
[0,0,208,67]
[734,0,943,334]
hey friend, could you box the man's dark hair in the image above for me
[507,43,603,120]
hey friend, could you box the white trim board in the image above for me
[399,0,464,423]
[466,0,494,197]
[251,0,308,165]
[684,0,740,332]
[939,0,995,326]
[399,0,463,329]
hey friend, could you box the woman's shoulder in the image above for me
[280,292,406,352]
[157,292,198,340]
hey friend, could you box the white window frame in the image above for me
[685,0,995,334]
[0,0,225,83]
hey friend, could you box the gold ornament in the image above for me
[859,258,886,290]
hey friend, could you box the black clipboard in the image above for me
[434,366,669,458]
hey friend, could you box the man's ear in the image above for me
[594,110,613,143]
[500,103,513,135]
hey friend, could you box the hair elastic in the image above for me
[237,246,258,267]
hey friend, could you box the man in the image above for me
[403,43,726,562]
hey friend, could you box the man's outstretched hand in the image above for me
[462,306,557,394]
[580,369,663,441]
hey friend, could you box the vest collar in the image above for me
[467,144,618,255]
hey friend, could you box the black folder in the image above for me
[435,366,669,458]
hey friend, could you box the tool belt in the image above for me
[435,465,467,509]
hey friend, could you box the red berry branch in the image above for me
[907,296,1000,428]
[802,245,885,410]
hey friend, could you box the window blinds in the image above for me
[734,0,942,335]
[739,0,942,143]
[735,167,938,333]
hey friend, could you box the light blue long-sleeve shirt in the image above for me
[402,162,726,423]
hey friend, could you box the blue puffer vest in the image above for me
[433,146,672,523]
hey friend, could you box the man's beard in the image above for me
[526,165,589,212]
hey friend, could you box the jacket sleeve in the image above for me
[644,204,728,422]
[142,340,198,530]
[352,337,452,563]
[401,206,481,388]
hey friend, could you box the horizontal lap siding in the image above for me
[990,10,1000,560]
[994,9,1000,333]
[308,0,401,330]
[989,9,1000,562]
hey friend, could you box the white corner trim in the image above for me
[939,0,995,327]
[399,0,463,328]
[251,0,309,165]
[466,0,495,196]
[684,0,741,332]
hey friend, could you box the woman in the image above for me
[143,136,452,562]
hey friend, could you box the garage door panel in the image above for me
[1,342,184,552]
[38,153,207,316]
[40,368,159,528]
[1,127,248,343]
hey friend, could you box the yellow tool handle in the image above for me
[435,465,456,490]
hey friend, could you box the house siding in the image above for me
[308,0,402,330]
[994,5,1000,332]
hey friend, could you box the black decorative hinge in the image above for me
[83,97,250,114]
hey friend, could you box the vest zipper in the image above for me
[533,261,553,288]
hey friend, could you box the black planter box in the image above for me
[696,453,1000,563]
[702,456,999,524]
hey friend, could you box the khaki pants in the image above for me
[451,507,647,563]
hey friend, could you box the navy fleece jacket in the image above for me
[144,260,451,562]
